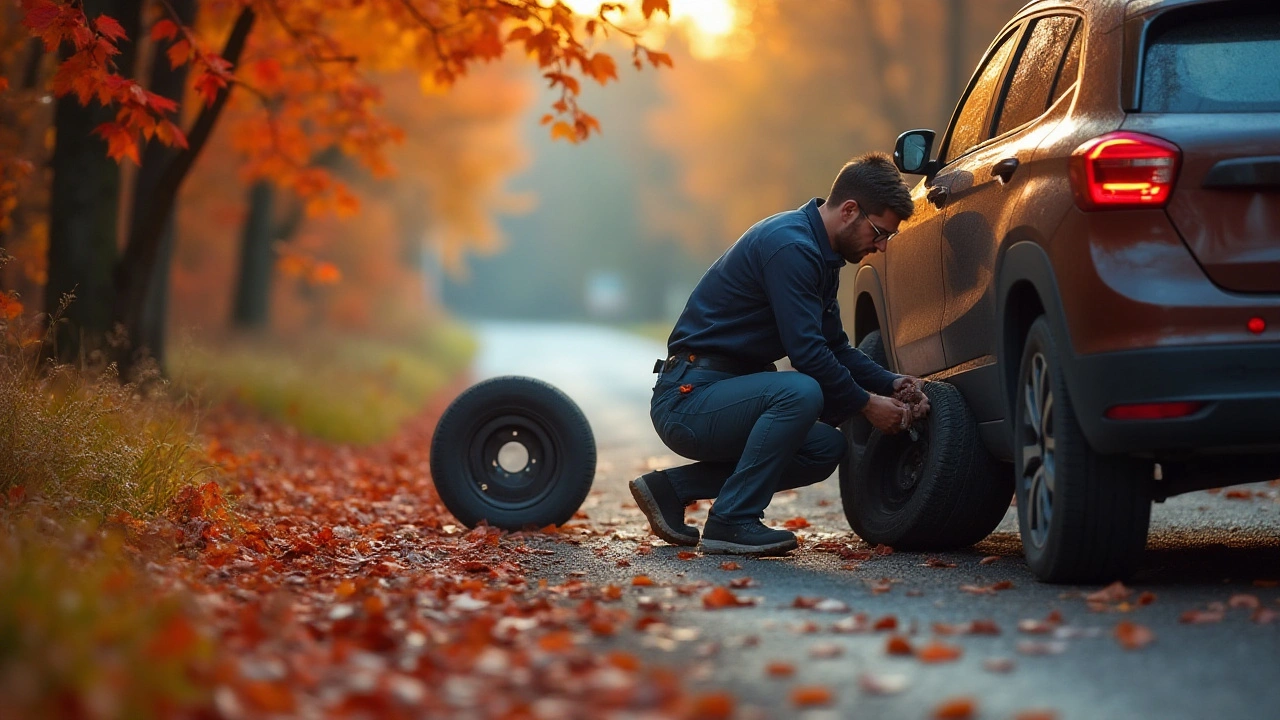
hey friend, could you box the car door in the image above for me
[885,27,1020,377]
[940,14,1084,372]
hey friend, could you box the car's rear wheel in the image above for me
[840,330,888,481]
[1015,317,1151,583]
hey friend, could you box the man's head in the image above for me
[822,153,914,263]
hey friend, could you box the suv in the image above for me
[837,0,1280,582]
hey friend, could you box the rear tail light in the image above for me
[1069,131,1181,210]
[1105,401,1203,421]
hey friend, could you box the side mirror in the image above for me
[893,129,937,176]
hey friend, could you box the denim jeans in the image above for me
[650,360,846,524]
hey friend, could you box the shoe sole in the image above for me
[629,477,699,547]
[700,536,798,556]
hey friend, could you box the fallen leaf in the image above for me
[960,584,996,596]
[983,657,1016,673]
[1014,710,1059,720]
[1136,591,1157,606]
[885,635,914,655]
[765,661,795,677]
[1114,620,1155,650]
[873,615,898,631]
[809,642,843,659]
[677,551,697,560]
[917,641,963,663]
[719,561,741,571]
[924,556,957,568]
[1228,594,1260,610]
[783,517,810,530]
[832,614,869,633]
[1179,609,1225,624]
[632,575,655,587]
[1086,581,1132,604]
[728,576,754,589]
[790,685,834,707]
[687,692,735,720]
[814,598,850,613]
[1018,619,1055,634]
[933,696,977,719]
[858,672,910,695]
[979,555,1000,565]
[703,586,753,609]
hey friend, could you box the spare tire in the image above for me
[430,376,596,529]
[841,380,1012,550]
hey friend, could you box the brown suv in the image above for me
[837,0,1280,582]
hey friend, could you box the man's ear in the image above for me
[842,199,860,219]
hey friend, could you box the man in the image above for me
[631,153,930,556]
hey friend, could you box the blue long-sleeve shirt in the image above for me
[667,198,900,421]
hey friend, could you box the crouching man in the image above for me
[631,153,930,556]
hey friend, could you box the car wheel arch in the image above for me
[996,241,1078,446]
[852,264,889,349]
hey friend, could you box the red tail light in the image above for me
[1105,401,1203,421]
[1070,132,1180,210]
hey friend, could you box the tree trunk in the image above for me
[112,7,256,374]
[129,0,197,370]
[44,0,143,363]
[230,181,276,329]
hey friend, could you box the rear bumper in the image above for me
[1067,341,1280,457]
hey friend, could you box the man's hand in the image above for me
[893,376,931,420]
[860,394,912,434]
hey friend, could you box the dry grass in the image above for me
[0,299,209,520]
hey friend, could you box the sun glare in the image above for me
[561,0,748,60]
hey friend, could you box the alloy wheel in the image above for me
[1020,351,1055,548]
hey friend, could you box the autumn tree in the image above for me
[6,0,673,371]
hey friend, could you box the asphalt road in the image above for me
[470,320,1280,720]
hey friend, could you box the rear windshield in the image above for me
[1142,11,1280,113]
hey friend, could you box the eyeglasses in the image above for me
[860,210,896,244]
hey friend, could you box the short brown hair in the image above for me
[827,152,914,220]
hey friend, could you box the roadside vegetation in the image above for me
[170,319,475,444]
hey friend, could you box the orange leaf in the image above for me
[916,641,963,663]
[537,630,574,652]
[790,685,833,708]
[719,561,740,571]
[885,634,914,655]
[687,692,735,720]
[677,550,697,560]
[602,584,623,601]
[702,586,751,609]
[646,48,674,68]
[641,0,671,19]
[1086,581,1132,604]
[1114,620,1155,650]
[166,39,190,69]
[765,661,795,677]
[550,121,577,143]
[631,574,654,586]
[0,292,24,320]
[783,517,810,530]
[1014,711,1059,720]
[933,696,977,719]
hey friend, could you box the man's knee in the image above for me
[776,373,824,417]
[810,422,846,465]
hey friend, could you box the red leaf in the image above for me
[885,634,913,655]
[151,19,178,42]
[1114,620,1155,650]
[933,697,977,719]
[687,692,735,720]
[703,586,752,609]
[917,641,964,663]
[677,550,697,560]
[765,661,795,677]
[93,15,127,42]
[790,685,833,708]
[782,517,810,530]
[167,39,191,69]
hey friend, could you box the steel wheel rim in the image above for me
[1020,351,1055,548]
[466,412,559,510]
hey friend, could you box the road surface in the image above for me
[470,320,1280,720]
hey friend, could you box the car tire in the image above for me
[842,379,1012,550]
[430,376,596,530]
[1015,317,1151,583]
[839,330,889,482]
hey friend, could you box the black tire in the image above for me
[1015,317,1150,583]
[429,376,596,530]
[840,330,889,482]
[842,380,1012,550]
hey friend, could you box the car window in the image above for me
[995,15,1080,136]
[1142,11,1280,112]
[945,30,1018,164]
[1048,18,1083,106]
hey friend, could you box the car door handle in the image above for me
[991,157,1020,183]
[926,185,949,208]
